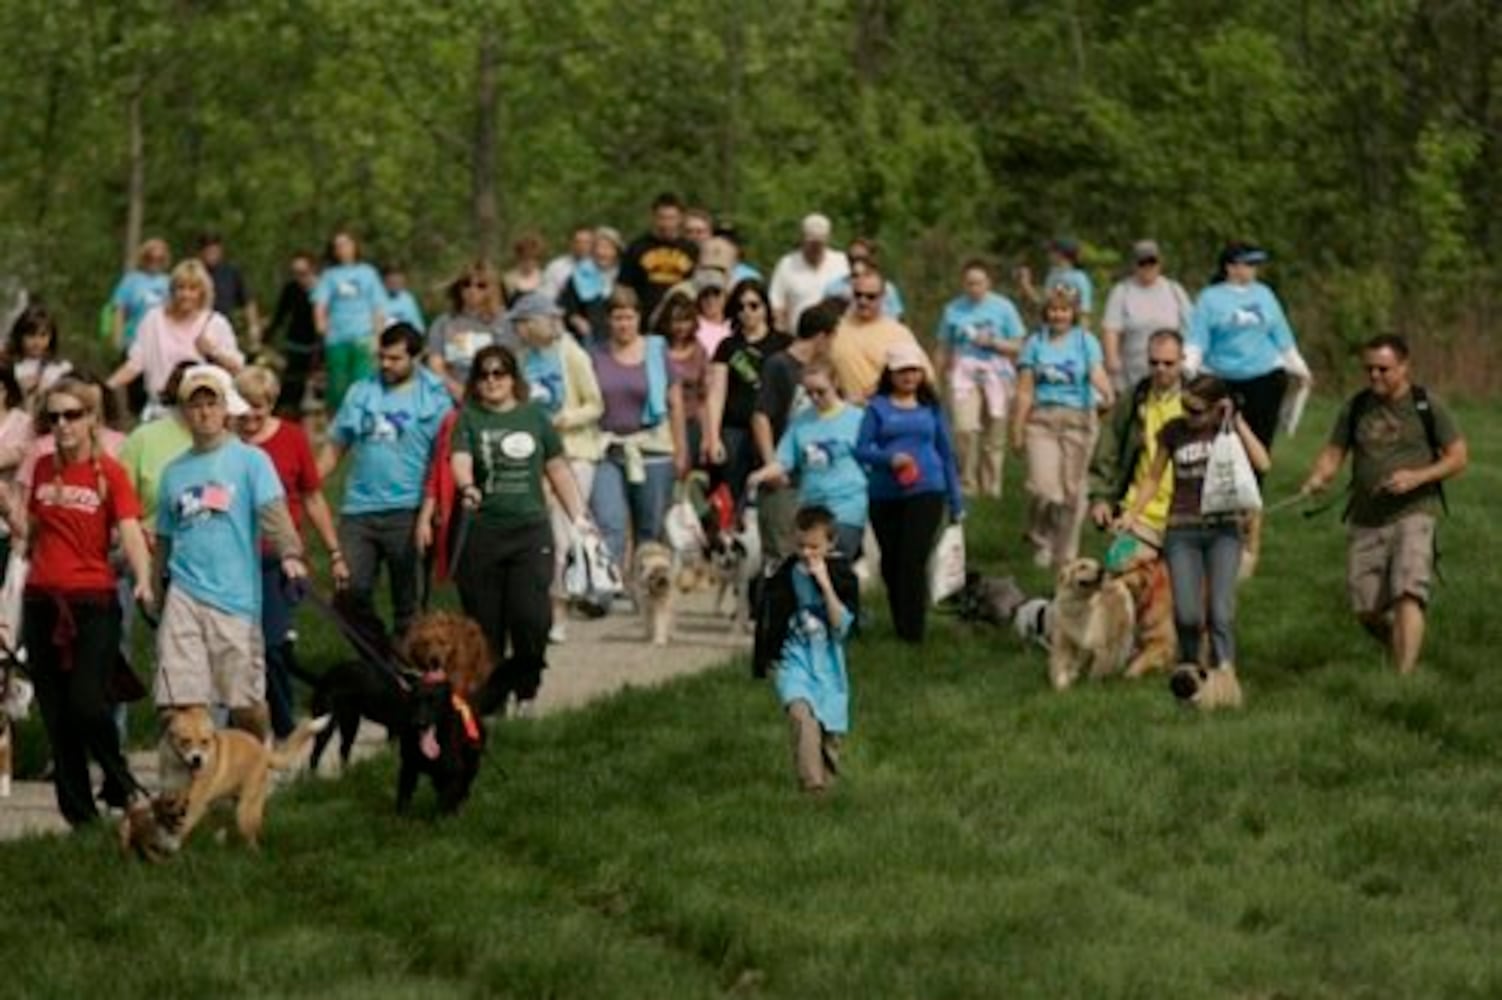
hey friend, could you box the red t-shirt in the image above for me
[26,453,143,593]
[254,420,320,530]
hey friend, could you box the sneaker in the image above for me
[512,698,537,720]
[548,623,567,645]
[1032,547,1053,569]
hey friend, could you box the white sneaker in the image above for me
[548,624,567,644]
[1032,547,1053,569]
[512,698,537,720]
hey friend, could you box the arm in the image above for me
[750,411,777,468]
[316,441,345,480]
[117,518,155,608]
[1010,370,1035,450]
[556,344,604,429]
[152,534,172,597]
[451,451,480,509]
[1120,448,1171,528]
[812,561,848,633]
[701,362,729,462]
[668,381,689,477]
[112,307,128,353]
[244,299,263,348]
[1087,390,1133,512]
[314,302,330,337]
[1231,410,1272,473]
[1301,443,1347,496]
[933,408,965,518]
[302,489,348,584]
[1089,363,1115,411]
[1384,436,1469,496]
[852,403,895,468]
[1100,325,1122,380]
[106,357,143,390]
[258,499,308,580]
[543,456,587,522]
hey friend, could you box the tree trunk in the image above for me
[471,28,500,261]
[718,5,744,215]
[123,76,146,271]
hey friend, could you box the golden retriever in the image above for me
[1111,556,1177,678]
[162,707,327,849]
[400,611,494,697]
[634,541,675,646]
[1049,557,1135,690]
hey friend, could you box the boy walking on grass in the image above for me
[754,505,860,793]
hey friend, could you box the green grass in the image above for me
[3,397,1501,999]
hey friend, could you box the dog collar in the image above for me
[452,693,482,747]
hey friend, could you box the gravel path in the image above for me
[0,589,748,842]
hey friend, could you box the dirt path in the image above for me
[0,590,748,841]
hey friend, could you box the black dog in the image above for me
[289,659,410,771]
[396,673,485,815]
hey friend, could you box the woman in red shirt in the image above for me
[234,366,346,739]
[17,376,154,826]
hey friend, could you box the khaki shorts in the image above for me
[154,587,266,709]
[1347,512,1436,614]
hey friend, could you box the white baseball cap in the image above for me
[178,364,250,416]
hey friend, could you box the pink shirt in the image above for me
[128,306,242,397]
[695,318,731,359]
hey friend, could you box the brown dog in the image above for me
[118,791,189,863]
[401,611,494,697]
[162,707,328,849]
[1112,556,1177,678]
[1049,557,1135,690]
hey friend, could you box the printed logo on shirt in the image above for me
[1036,357,1083,386]
[1173,439,1213,479]
[35,481,103,514]
[337,280,359,299]
[1357,408,1404,449]
[360,409,412,443]
[531,372,564,412]
[801,440,838,470]
[639,247,694,287]
[175,481,236,524]
[479,429,537,494]
[960,320,997,345]
[1229,304,1265,328]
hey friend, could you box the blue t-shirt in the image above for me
[1045,265,1094,313]
[111,271,170,346]
[333,367,452,515]
[523,344,567,416]
[854,396,964,515]
[1189,282,1295,381]
[776,404,869,529]
[313,263,386,346]
[385,289,426,332]
[936,292,1026,363]
[157,439,285,621]
[1019,327,1102,410]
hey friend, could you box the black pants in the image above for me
[457,519,552,712]
[339,509,422,639]
[23,595,135,826]
[1227,370,1288,474]
[869,493,947,644]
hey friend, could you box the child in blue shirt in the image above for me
[755,505,859,794]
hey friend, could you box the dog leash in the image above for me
[299,587,418,692]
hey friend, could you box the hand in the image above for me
[1013,265,1034,289]
[414,515,434,554]
[132,579,156,614]
[1090,502,1114,530]
[805,554,831,590]
[282,554,308,581]
[702,438,726,465]
[673,450,691,480]
[1216,397,1235,420]
[890,452,915,472]
[1114,513,1139,536]
[1381,468,1426,496]
[1299,476,1326,498]
[330,551,351,589]
[193,330,218,362]
[459,484,482,510]
[571,514,595,537]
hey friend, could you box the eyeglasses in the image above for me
[852,291,881,302]
[1148,359,1179,368]
[1136,258,1160,267]
[1366,365,1393,374]
[739,300,765,312]
[464,280,490,290]
[479,367,512,380]
[47,407,87,424]
[1183,401,1209,415]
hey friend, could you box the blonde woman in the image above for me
[107,259,243,418]
[509,293,604,642]
[427,260,521,400]
[12,377,153,825]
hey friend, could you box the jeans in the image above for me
[589,448,674,571]
[1164,522,1243,665]
[339,508,421,640]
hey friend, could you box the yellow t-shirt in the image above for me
[830,317,934,401]
[1121,388,1181,534]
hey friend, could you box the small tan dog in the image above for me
[1049,557,1136,690]
[162,706,328,849]
[1170,662,1244,710]
[118,791,189,863]
[634,541,676,646]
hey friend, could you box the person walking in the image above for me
[855,344,963,643]
[702,279,787,502]
[1012,286,1113,567]
[768,213,850,333]
[1100,240,1192,392]
[829,268,931,403]
[10,377,154,826]
[619,192,698,327]
[1088,329,1186,541]
[427,260,520,400]
[320,323,451,639]
[312,230,386,412]
[109,238,172,352]
[1300,334,1468,675]
[450,345,590,718]
[262,251,321,418]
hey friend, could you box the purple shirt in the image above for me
[594,350,651,435]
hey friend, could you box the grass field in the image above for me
[2,398,1500,999]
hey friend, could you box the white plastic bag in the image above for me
[1200,417,1262,515]
[663,498,705,557]
[927,524,967,606]
[0,550,27,653]
[564,528,623,608]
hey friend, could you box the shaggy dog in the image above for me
[1013,597,1054,651]
[0,655,33,799]
[118,791,188,863]
[161,707,327,848]
[635,541,676,645]
[1111,556,1177,679]
[397,671,485,815]
[1170,662,1244,711]
[1048,557,1136,690]
[709,516,761,632]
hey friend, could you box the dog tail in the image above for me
[268,714,333,769]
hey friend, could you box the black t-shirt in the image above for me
[755,350,806,444]
[208,261,250,313]
[619,234,696,324]
[268,280,317,348]
[714,331,792,430]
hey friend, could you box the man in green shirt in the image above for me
[1302,334,1469,674]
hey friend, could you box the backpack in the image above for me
[1342,385,1447,518]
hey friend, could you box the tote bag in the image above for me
[927,524,967,606]
[1200,416,1262,515]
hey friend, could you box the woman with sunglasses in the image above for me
[1012,285,1114,568]
[427,260,521,400]
[9,377,153,826]
[1118,375,1270,692]
[703,278,789,500]
[106,259,244,420]
[450,345,589,718]
[1186,241,1310,577]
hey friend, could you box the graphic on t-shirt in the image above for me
[960,320,997,346]
[1173,439,1213,479]
[175,481,236,524]
[479,429,537,493]
[801,440,839,470]
[530,372,565,412]
[34,481,103,514]
[729,348,762,389]
[640,247,694,286]
[1358,409,1404,448]
[1228,303,1265,328]
[1035,357,1083,386]
[337,280,359,299]
[360,409,412,443]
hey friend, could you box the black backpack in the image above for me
[1342,384,1448,517]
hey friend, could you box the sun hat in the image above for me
[507,291,562,321]
[885,342,928,372]
[1132,239,1162,264]
[178,364,249,416]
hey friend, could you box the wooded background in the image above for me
[3,0,1499,392]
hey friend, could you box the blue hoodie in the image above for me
[854,396,964,516]
[1189,282,1295,380]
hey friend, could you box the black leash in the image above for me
[299,586,418,693]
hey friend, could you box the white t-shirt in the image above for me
[769,248,850,330]
[128,306,243,398]
[1101,276,1191,388]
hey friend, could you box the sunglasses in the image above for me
[479,367,512,380]
[1136,258,1160,267]
[1183,401,1210,415]
[464,280,490,290]
[1366,365,1393,374]
[47,407,88,424]
[852,292,881,302]
[739,299,765,311]
[1148,359,1178,368]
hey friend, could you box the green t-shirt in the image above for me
[451,401,562,530]
[118,414,193,531]
[1330,389,1460,527]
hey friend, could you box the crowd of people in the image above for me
[0,196,1469,811]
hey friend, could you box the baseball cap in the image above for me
[1047,236,1081,262]
[1132,239,1161,264]
[885,342,928,372]
[1221,241,1268,266]
[507,291,561,321]
[801,213,832,242]
[178,364,250,416]
[693,267,728,294]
